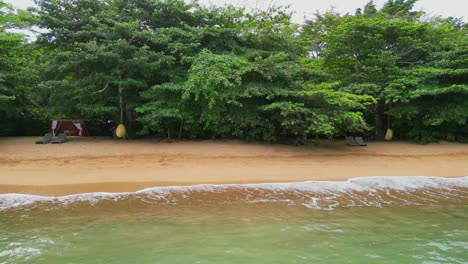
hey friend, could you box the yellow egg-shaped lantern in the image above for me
[116,124,127,139]
[385,128,393,141]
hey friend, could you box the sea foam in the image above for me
[0,176,467,211]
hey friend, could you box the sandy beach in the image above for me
[0,137,466,195]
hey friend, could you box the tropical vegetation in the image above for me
[0,0,466,143]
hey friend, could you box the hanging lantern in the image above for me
[385,128,393,141]
[116,123,127,139]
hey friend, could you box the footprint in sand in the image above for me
[158,157,169,166]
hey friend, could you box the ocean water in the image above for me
[0,177,467,264]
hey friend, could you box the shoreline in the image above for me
[1,176,468,197]
[1,137,467,196]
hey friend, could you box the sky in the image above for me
[4,0,468,23]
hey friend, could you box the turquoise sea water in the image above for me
[1,177,467,264]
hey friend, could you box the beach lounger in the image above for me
[346,136,360,146]
[51,133,67,144]
[354,136,368,146]
[35,133,53,144]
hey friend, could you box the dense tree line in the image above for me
[0,0,466,143]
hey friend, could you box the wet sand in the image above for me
[0,137,467,196]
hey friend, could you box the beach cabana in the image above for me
[48,119,90,136]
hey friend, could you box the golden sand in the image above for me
[0,137,466,195]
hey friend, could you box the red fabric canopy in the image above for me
[48,120,90,136]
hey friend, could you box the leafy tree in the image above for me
[385,18,468,142]
[137,6,308,141]
[0,1,44,135]
[33,0,189,135]
[2,0,464,143]
[0,1,25,112]
[381,0,421,20]
[301,10,343,58]
[321,11,435,137]
[262,89,374,141]
[137,82,196,139]
[363,1,378,18]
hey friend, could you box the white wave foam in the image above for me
[0,247,41,259]
[0,192,132,211]
[0,176,467,211]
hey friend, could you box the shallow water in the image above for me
[1,177,467,263]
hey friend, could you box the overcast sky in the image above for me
[5,0,467,23]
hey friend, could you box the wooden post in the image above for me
[119,86,123,124]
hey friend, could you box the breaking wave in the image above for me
[1,176,467,211]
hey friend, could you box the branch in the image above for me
[95,80,110,93]
[396,61,422,65]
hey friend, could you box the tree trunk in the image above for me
[125,110,134,137]
[374,103,384,138]
[178,119,184,139]
[119,86,124,124]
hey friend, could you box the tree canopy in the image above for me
[0,0,466,143]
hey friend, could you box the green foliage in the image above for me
[1,0,466,143]
[261,82,374,140]
[383,17,468,142]
[0,1,46,135]
[184,49,253,108]
[136,4,316,141]
[136,82,191,138]
[363,1,378,18]
[381,0,422,20]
